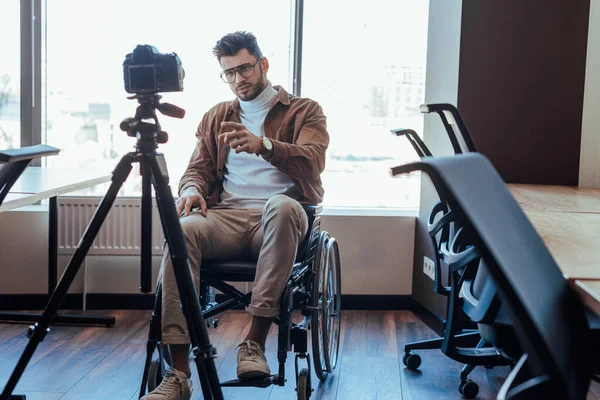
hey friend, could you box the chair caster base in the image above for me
[403,352,422,370]
[459,379,479,399]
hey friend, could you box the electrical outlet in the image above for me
[423,257,435,281]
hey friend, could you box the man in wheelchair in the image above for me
[142,31,330,400]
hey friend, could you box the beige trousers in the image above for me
[157,194,308,345]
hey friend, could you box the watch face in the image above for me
[264,138,273,150]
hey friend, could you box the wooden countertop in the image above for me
[509,183,600,213]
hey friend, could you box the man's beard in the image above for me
[237,73,267,101]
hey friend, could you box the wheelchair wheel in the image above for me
[323,237,341,372]
[311,231,330,381]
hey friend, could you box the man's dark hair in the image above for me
[213,31,263,62]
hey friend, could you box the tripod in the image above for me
[1,94,224,400]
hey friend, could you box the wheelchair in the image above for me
[138,204,342,399]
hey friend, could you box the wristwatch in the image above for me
[259,136,273,156]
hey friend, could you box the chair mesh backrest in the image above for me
[408,153,591,399]
[461,258,503,325]
[398,105,479,294]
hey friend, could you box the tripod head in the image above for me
[119,93,186,153]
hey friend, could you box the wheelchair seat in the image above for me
[200,204,321,282]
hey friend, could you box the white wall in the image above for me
[580,0,600,187]
[0,205,415,297]
[419,0,463,223]
[410,0,463,316]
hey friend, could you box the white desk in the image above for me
[0,166,113,326]
[1,167,111,212]
[0,193,32,211]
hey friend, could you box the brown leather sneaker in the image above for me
[141,368,192,400]
[236,340,271,379]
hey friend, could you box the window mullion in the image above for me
[19,0,41,160]
[20,0,33,148]
[32,0,41,148]
[292,0,304,97]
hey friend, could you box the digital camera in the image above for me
[123,45,184,94]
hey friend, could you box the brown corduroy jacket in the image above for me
[178,85,329,206]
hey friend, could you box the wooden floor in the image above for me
[0,309,598,400]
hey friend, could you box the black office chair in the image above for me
[391,167,515,397]
[395,152,595,399]
[139,204,342,400]
[391,104,513,398]
[0,144,60,204]
[0,144,60,400]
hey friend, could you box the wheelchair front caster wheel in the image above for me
[402,352,421,369]
[296,368,311,399]
[147,359,163,393]
[459,379,479,399]
[206,318,219,329]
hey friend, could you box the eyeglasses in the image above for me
[220,58,262,83]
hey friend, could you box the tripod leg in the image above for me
[147,154,223,400]
[139,283,163,398]
[0,154,135,400]
[140,160,153,294]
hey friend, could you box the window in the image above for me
[17,0,430,209]
[42,0,292,195]
[302,0,429,208]
[0,1,20,149]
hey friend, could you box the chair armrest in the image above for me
[0,144,60,164]
[390,127,433,158]
[419,103,478,153]
[302,204,322,219]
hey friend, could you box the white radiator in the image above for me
[58,197,165,256]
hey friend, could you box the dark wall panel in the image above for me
[457,0,590,185]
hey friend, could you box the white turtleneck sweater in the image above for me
[219,83,294,209]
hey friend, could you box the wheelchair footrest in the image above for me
[220,375,279,388]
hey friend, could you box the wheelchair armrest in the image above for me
[297,204,322,263]
[302,204,322,221]
[0,144,60,164]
